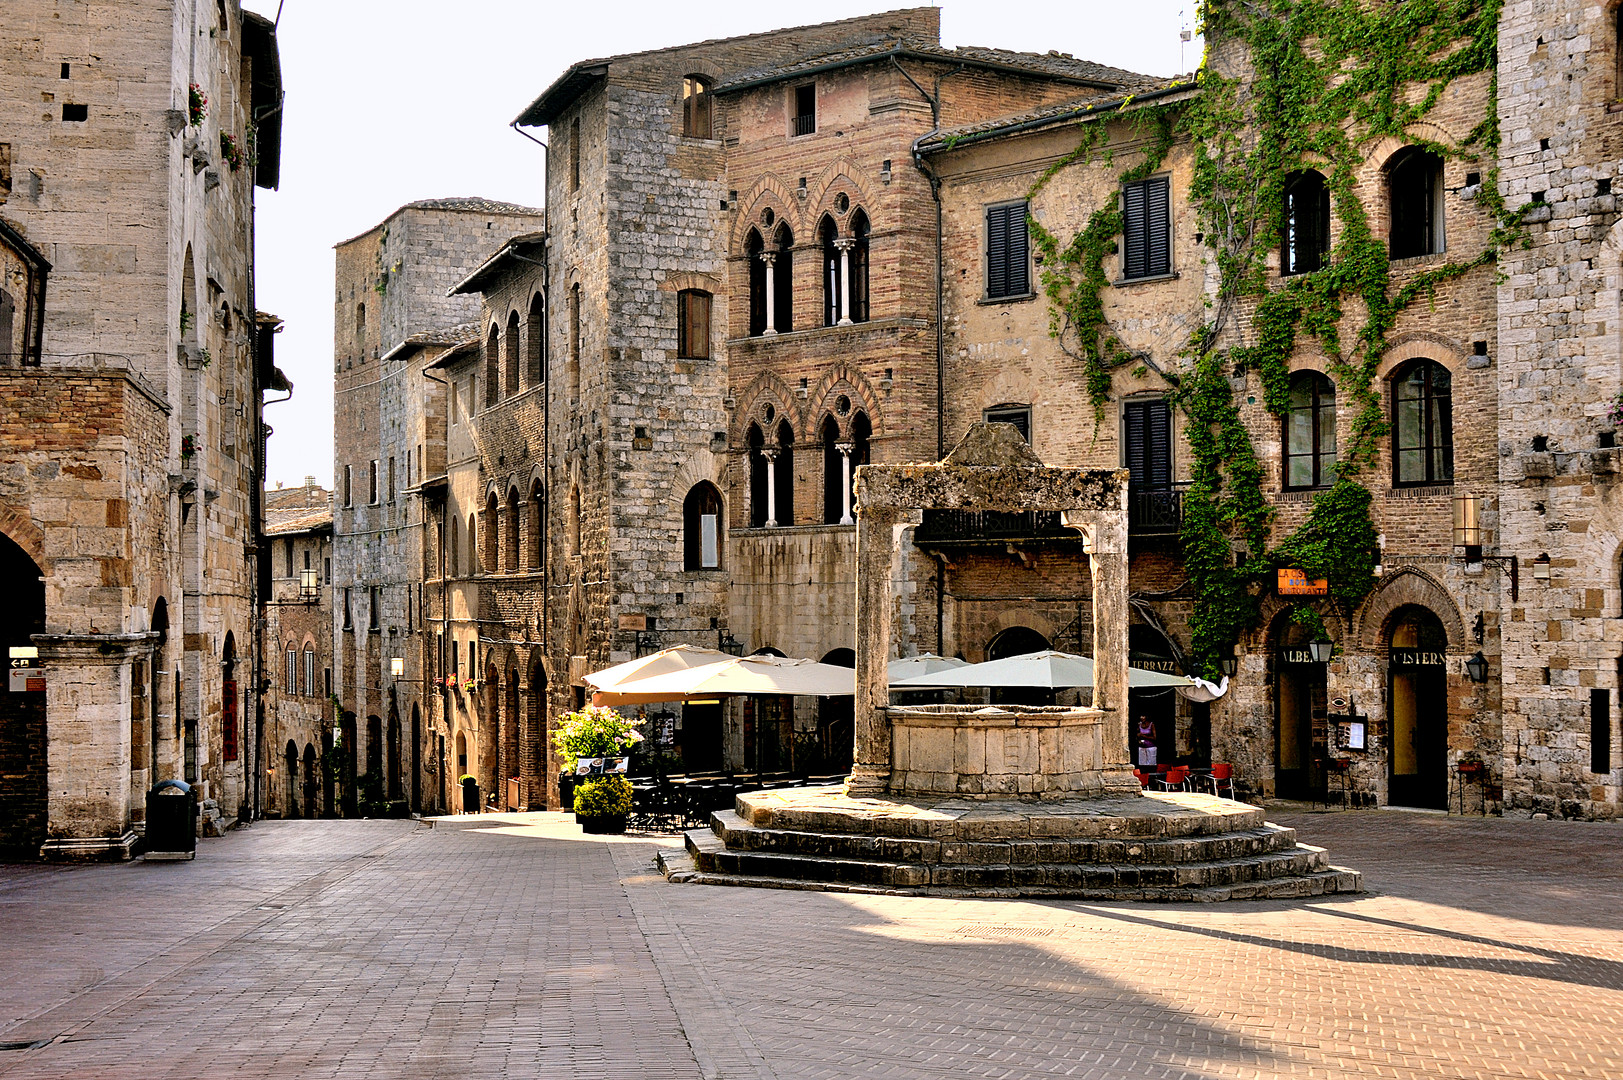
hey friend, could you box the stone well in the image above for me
[663,425,1361,901]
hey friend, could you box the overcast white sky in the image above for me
[243,0,1202,489]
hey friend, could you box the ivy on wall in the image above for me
[1026,0,1513,676]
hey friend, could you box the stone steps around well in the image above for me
[682,826,1352,893]
[660,839,1362,902]
[710,809,1304,866]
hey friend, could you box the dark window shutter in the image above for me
[1124,400,1172,487]
[1007,203,1029,295]
[1124,403,1147,484]
[1146,177,1171,276]
[1122,182,1147,278]
[987,206,1008,297]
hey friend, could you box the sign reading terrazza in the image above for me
[1276,568,1328,596]
[1390,648,1446,668]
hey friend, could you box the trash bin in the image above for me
[144,779,196,861]
[461,776,480,814]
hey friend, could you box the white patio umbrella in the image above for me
[591,653,856,705]
[584,645,734,705]
[889,649,1195,690]
[886,653,969,689]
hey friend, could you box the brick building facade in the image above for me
[0,1,282,857]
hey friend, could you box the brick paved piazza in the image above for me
[1,810,1620,1080]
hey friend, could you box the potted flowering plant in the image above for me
[219,132,244,172]
[552,705,644,834]
[180,434,198,460]
[460,675,480,694]
[188,82,208,127]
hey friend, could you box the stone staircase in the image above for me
[659,787,1362,902]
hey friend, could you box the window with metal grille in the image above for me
[303,648,316,697]
[1123,399,1172,488]
[284,647,297,694]
[677,290,711,359]
[985,202,1030,299]
[983,404,1032,443]
[792,84,815,136]
[1121,176,1172,280]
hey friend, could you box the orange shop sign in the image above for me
[1276,568,1328,596]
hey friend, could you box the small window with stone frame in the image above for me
[792,84,816,137]
[682,76,713,139]
[983,403,1032,443]
[677,289,712,359]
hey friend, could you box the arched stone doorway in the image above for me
[410,704,422,813]
[302,743,318,819]
[986,626,1051,707]
[0,531,46,856]
[284,740,299,818]
[386,709,402,802]
[504,669,519,809]
[1128,625,1181,768]
[1387,604,1449,809]
[526,661,546,808]
[816,648,855,774]
[1270,610,1325,801]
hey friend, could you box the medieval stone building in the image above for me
[329,198,542,816]
[262,479,331,819]
[0,1,282,857]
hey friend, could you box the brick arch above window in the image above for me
[806,364,883,440]
[805,162,873,226]
[731,371,802,444]
[731,175,801,251]
[661,271,723,295]
[1376,332,1464,383]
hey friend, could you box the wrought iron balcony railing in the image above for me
[1129,483,1188,537]
[913,509,1077,547]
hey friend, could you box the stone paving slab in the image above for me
[0,808,1619,1079]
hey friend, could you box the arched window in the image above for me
[0,288,16,365]
[569,486,581,556]
[303,645,316,697]
[774,419,795,527]
[528,479,545,571]
[1392,360,1453,485]
[746,228,767,337]
[772,223,794,333]
[821,415,844,524]
[747,422,768,527]
[677,290,711,359]
[448,516,460,578]
[683,482,724,570]
[821,216,841,327]
[355,302,366,356]
[526,293,544,388]
[504,488,520,573]
[682,76,713,139]
[568,283,581,405]
[485,325,500,406]
[849,210,870,323]
[1388,147,1446,258]
[1281,170,1330,275]
[284,640,297,694]
[569,116,581,191]
[505,311,520,396]
[467,514,479,575]
[484,492,499,571]
[1284,371,1336,489]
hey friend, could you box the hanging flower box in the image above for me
[220,132,244,172]
[188,83,208,127]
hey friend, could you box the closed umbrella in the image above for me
[889,649,1195,690]
[592,653,856,705]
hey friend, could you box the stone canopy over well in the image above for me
[847,423,1136,797]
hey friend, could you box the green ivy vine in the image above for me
[1025,0,1517,677]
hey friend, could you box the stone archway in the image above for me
[0,530,46,856]
[1357,567,1466,650]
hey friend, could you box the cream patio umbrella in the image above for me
[888,649,1195,691]
[886,653,970,689]
[584,645,734,706]
[594,653,856,705]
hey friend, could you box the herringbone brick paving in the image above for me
[1,808,1619,1078]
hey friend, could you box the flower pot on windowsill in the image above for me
[575,813,628,835]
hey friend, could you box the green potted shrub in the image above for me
[459,774,479,814]
[552,705,644,834]
[572,774,633,833]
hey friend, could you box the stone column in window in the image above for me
[762,448,779,527]
[837,441,855,525]
[760,250,778,336]
[834,238,856,325]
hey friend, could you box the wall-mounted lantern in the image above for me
[1308,640,1334,664]
[1465,651,1489,684]
[390,657,404,677]
[1532,553,1551,582]
[299,568,320,601]
[1452,494,1482,562]
[1219,645,1238,679]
